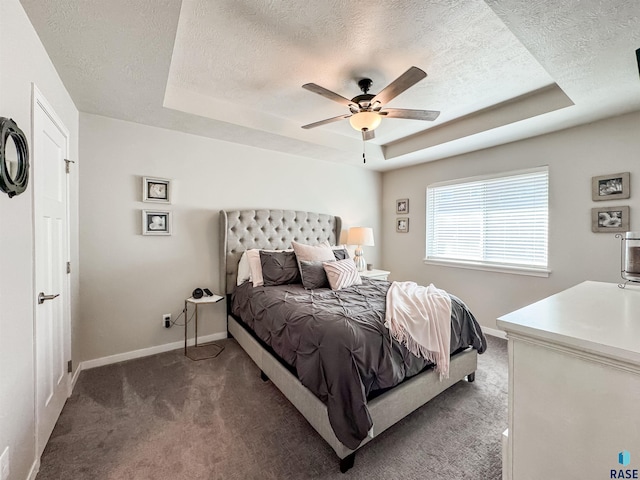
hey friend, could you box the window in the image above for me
[426,167,549,275]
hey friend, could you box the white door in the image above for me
[33,87,71,457]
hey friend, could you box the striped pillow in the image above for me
[323,258,362,290]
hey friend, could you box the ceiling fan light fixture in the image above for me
[301,67,438,134]
[349,111,382,132]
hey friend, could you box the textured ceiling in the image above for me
[20,0,640,171]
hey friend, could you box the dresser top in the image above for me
[497,281,640,364]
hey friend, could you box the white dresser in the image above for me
[497,281,640,480]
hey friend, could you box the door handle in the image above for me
[38,292,60,304]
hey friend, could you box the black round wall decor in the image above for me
[0,117,30,198]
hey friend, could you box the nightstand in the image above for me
[184,294,224,361]
[359,269,390,281]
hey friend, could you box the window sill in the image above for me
[423,258,551,278]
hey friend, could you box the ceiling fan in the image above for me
[301,66,440,141]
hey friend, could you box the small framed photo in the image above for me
[591,172,629,201]
[591,206,629,233]
[396,198,409,214]
[396,217,409,233]
[142,210,172,235]
[143,176,171,203]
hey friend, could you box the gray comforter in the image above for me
[231,278,486,449]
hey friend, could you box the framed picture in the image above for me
[591,206,629,233]
[396,217,409,233]
[142,210,172,235]
[142,176,171,203]
[591,172,630,201]
[396,198,409,214]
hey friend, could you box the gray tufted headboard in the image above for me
[219,209,342,294]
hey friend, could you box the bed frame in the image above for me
[219,209,477,472]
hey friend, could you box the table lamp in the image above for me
[347,227,375,272]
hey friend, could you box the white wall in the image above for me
[79,113,381,362]
[0,0,79,479]
[381,111,640,331]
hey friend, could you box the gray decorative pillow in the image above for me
[299,260,331,289]
[292,240,336,289]
[333,248,349,260]
[297,248,350,289]
[260,251,301,286]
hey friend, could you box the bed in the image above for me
[219,209,486,472]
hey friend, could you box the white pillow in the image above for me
[246,249,264,287]
[292,240,335,263]
[323,258,362,290]
[236,251,252,286]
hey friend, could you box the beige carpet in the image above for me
[37,336,507,480]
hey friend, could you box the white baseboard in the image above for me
[80,332,228,371]
[502,429,510,480]
[70,363,83,391]
[483,326,507,339]
[77,326,503,374]
[27,458,40,480]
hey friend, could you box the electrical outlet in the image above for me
[1,446,10,480]
[163,314,171,328]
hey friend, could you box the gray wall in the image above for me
[381,111,640,331]
[0,1,79,479]
[79,113,382,362]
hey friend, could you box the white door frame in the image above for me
[31,83,72,457]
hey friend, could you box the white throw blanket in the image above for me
[385,281,452,378]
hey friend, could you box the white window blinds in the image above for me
[426,167,549,270]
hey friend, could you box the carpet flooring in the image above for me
[37,335,507,480]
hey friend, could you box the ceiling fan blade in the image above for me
[302,83,357,107]
[362,129,375,141]
[371,67,427,106]
[379,108,440,121]
[301,114,352,129]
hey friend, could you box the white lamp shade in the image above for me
[349,112,382,132]
[347,227,375,246]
